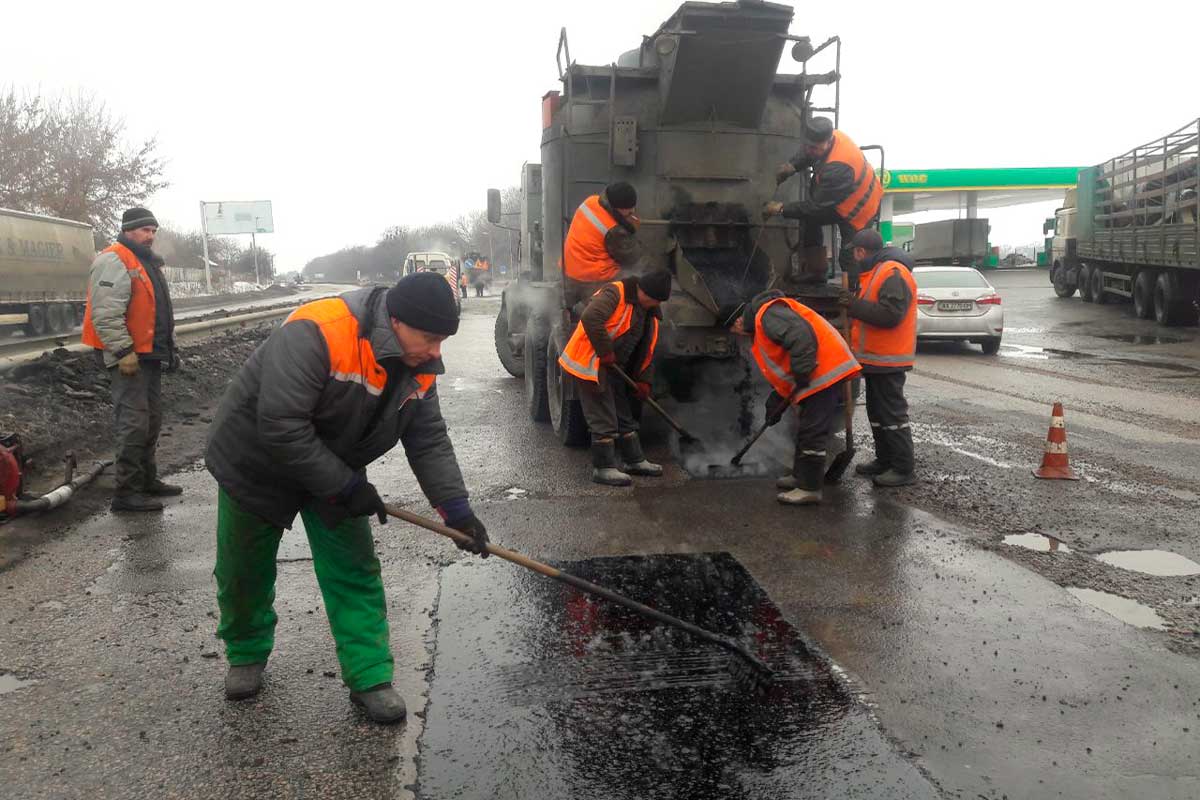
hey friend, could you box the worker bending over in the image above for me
[841,229,918,487]
[205,273,488,725]
[558,270,673,486]
[562,181,643,308]
[730,291,862,505]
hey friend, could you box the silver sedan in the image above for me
[913,266,1004,355]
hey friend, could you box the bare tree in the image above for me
[0,87,167,243]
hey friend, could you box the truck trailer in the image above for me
[1048,118,1199,325]
[0,208,95,336]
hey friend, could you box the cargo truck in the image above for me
[0,208,95,336]
[910,219,991,268]
[1047,118,1199,325]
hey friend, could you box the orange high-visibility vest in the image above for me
[851,261,918,369]
[81,243,157,353]
[822,131,883,231]
[751,297,861,402]
[285,297,436,403]
[558,281,658,383]
[563,195,622,283]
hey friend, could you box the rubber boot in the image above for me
[873,427,915,487]
[873,468,916,487]
[777,456,824,505]
[111,493,164,512]
[350,683,407,724]
[224,662,266,701]
[591,439,632,487]
[775,475,796,490]
[617,432,662,477]
[145,479,183,497]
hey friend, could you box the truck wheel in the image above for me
[546,336,589,447]
[494,303,524,378]
[1078,264,1095,303]
[1090,267,1109,305]
[1133,271,1158,319]
[1154,271,1199,327]
[524,316,551,422]
[24,304,48,336]
[1052,263,1077,298]
[47,303,67,333]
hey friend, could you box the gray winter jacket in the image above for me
[205,287,468,529]
[86,238,176,367]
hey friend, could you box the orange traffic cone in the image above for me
[1033,402,1079,480]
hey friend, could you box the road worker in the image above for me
[562,181,644,308]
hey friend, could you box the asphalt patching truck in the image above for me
[1048,118,1199,325]
[490,0,868,448]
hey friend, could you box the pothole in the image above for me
[1095,550,1200,577]
[1003,533,1071,553]
[0,673,37,695]
[1066,588,1166,630]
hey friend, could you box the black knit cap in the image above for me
[850,228,884,251]
[802,116,834,145]
[386,272,460,336]
[121,207,159,231]
[637,269,672,301]
[605,181,637,210]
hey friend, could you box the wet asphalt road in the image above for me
[2,272,1199,799]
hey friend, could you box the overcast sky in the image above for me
[5,0,1196,268]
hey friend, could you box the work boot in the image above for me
[777,488,822,505]
[873,469,916,488]
[224,662,266,701]
[617,432,662,477]
[854,459,888,477]
[591,439,632,487]
[775,474,796,490]
[111,493,163,512]
[350,683,407,724]
[144,479,183,497]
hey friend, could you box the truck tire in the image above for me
[24,303,48,336]
[1090,267,1109,305]
[524,316,551,422]
[1052,263,1077,298]
[494,303,524,378]
[1154,271,1199,327]
[1078,264,1095,303]
[1133,270,1157,319]
[47,303,67,333]
[546,336,589,447]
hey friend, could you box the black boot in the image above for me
[617,432,662,477]
[350,683,407,724]
[591,439,632,486]
[145,479,183,497]
[111,493,164,512]
[225,662,266,700]
[856,426,890,476]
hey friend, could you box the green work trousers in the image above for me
[213,488,393,692]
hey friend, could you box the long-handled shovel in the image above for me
[384,504,773,691]
[608,364,702,445]
[824,273,857,483]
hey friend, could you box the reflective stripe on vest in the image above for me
[558,282,654,383]
[751,298,862,402]
[81,243,157,353]
[825,131,883,231]
[850,261,918,368]
[285,297,413,398]
[563,195,621,283]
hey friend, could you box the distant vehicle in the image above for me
[402,251,462,307]
[913,266,1004,355]
[0,208,95,336]
[911,219,992,269]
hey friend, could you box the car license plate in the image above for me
[938,301,973,311]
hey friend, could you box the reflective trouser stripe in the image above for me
[871,422,910,430]
[800,450,827,457]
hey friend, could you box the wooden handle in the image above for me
[384,505,560,579]
[609,365,699,441]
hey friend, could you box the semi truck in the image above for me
[488,0,864,446]
[909,218,990,268]
[0,208,95,336]
[1047,118,1199,325]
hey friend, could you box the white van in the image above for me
[401,251,462,306]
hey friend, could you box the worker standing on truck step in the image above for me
[765,117,883,281]
[562,181,644,308]
[80,207,181,513]
[204,272,489,725]
[558,269,672,486]
[729,290,862,506]
[841,229,918,488]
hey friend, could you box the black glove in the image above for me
[448,513,490,558]
[342,480,387,524]
[764,391,788,427]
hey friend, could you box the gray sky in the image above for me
[5,0,1196,268]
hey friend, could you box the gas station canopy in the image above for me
[883,167,1084,214]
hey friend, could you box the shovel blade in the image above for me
[824,446,855,484]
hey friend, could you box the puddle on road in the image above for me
[1003,533,1071,553]
[1001,343,1199,373]
[1067,588,1166,630]
[1095,550,1200,576]
[418,553,937,799]
[0,673,37,695]
[1095,334,1186,346]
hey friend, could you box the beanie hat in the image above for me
[638,269,672,301]
[386,272,460,336]
[605,181,638,210]
[121,207,159,231]
[850,228,884,252]
[801,117,834,145]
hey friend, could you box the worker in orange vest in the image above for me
[81,207,182,512]
[558,269,672,486]
[765,117,883,281]
[840,229,918,487]
[561,182,643,308]
[729,290,862,505]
